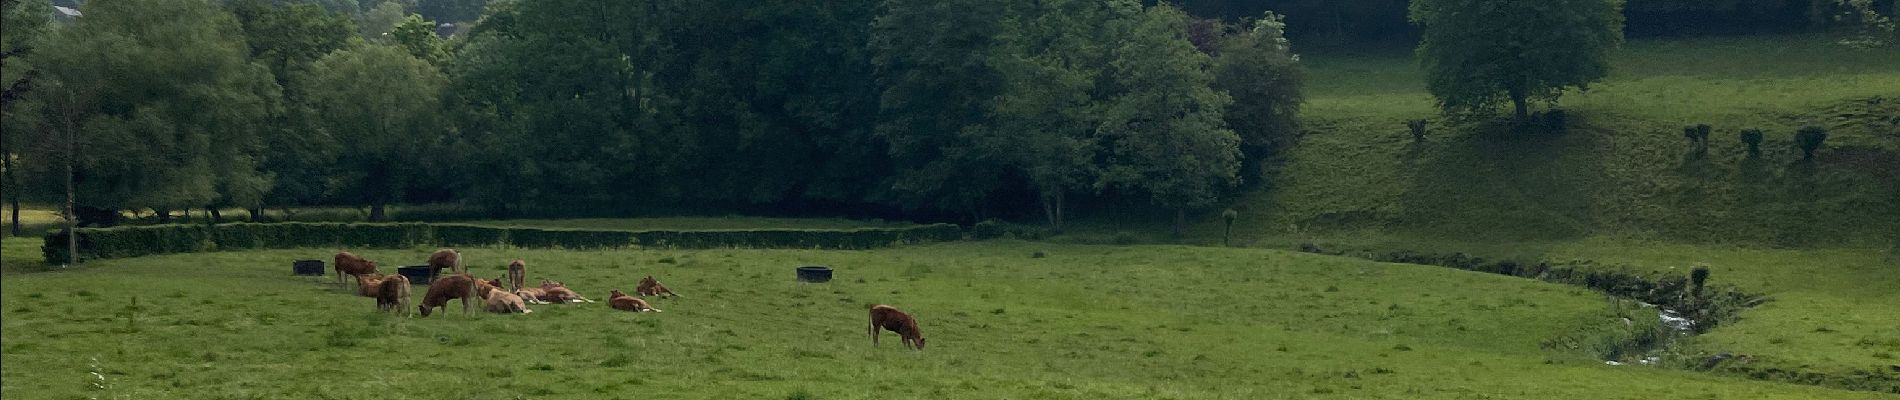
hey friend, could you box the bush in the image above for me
[43,223,966,263]
[971,220,1006,240]
[1405,119,1428,142]
[1738,129,1764,157]
[1683,124,1712,152]
[1690,264,1711,296]
[1795,125,1828,160]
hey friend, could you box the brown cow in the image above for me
[334,251,379,286]
[475,279,531,314]
[418,273,479,317]
[376,274,412,315]
[355,273,391,298]
[869,304,925,350]
[506,259,527,292]
[607,290,661,312]
[426,248,463,280]
[538,280,594,303]
[513,286,551,305]
[635,275,680,298]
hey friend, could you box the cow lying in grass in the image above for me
[607,290,661,312]
[333,251,378,286]
[419,274,478,317]
[537,280,594,304]
[869,304,925,350]
[426,248,462,280]
[635,275,680,298]
[476,278,531,314]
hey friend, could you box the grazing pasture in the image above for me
[0,239,1886,399]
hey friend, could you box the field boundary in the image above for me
[40,222,965,264]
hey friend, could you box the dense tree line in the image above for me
[1,0,1305,232]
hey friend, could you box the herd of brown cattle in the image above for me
[329,248,927,350]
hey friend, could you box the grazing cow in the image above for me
[418,274,479,317]
[376,274,412,315]
[474,279,531,314]
[607,290,661,312]
[426,248,463,280]
[334,251,379,286]
[538,280,594,303]
[635,275,680,298]
[506,259,527,291]
[868,304,925,350]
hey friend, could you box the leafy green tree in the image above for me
[1096,5,1240,236]
[1212,12,1304,185]
[391,14,448,64]
[229,0,359,219]
[303,45,444,221]
[3,0,53,234]
[359,0,406,38]
[28,0,278,222]
[1410,0,1625,120]
[870,0,1013,218]
[985,0,1131,231]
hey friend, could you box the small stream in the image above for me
[1606,303,1695,366]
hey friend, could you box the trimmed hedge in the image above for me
[43,222,965,264]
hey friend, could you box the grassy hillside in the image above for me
[1238,35,1899,246]
[1,241,1887,399]
[1146,34,1900,396]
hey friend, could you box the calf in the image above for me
[355,273,392,298]
[868,304,926,350]
[513,286,551,305]
[506,259,527,291]
[607,290,661,312]
[426,248,462,280]
[376,274,412,315]
[475,279,531,314]
[635,275,680,298]
[334,251,379,286]
[418,274,478,317]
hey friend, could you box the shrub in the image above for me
[1739,129,1764,157]
[1221,209,1240,246]
[1683,124,1711,152]
[1405,119,1428,142]
[1795,125,1828,160]
[1690,264,1711,297]
[971,220,1006,240]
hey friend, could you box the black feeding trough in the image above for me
[292,259,325,276]
[397,265,434,285]
[796,266,833,283]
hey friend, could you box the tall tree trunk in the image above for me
[369,202,387,222]
[1510,89,1529,122]
[4,141,17,236]
[249,207,264,222]
[1040,189,1066,233]
[208,207,222,224]
[1054,191,1065,234]
[65,128,76,265]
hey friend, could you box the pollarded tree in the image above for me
[1410,0,1625,121]
[1096,4,1241,237]
[303,45,446,221]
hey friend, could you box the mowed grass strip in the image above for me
[0,241,1882,399]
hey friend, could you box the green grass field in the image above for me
[3,240,1890,399]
